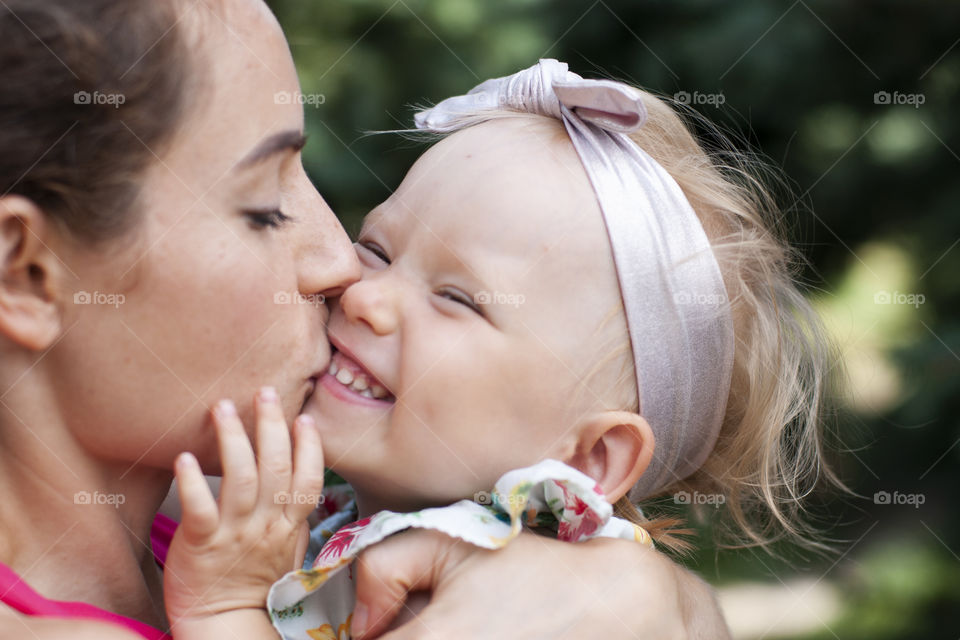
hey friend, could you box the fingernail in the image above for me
[259,386,278,403]
[296,414,315,429]
[351,601,368,638]
[177,451,198,470]
[216,399,236,417]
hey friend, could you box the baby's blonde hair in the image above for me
[597,90,845,554]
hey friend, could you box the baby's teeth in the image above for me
[328,361,338,376]
[359,389,374,398]
[352,376,369,391]
[335,368,354,385]
[370,385,388,399]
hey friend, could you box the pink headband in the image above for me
[415,59,735,499]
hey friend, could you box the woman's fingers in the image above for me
[174,452,220,544]
[213,399,259,519]
[351,530,466,639]
[286,414,325,523]
[253,386,294,508]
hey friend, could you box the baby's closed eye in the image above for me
[434,285,483,316]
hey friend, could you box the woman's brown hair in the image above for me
[0,0,197,244]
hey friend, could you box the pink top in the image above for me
[0,514,177,640]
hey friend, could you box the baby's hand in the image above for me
[163,387,324,637]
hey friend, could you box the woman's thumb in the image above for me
[350,529,463,638]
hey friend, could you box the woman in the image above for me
[0,0,729,637]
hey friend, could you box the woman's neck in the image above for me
[0,401,173,628]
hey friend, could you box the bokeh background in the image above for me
[266,1,960,637]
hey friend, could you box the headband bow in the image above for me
[416,60,735,499]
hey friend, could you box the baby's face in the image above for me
[305,118,627,513]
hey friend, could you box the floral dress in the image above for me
[268,459,654,640]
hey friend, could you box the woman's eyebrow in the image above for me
[235,130,307,169]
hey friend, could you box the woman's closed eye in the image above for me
[244,207,292,230]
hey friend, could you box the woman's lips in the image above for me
[300,377,318,413]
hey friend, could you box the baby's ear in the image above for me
[565,411,655,503]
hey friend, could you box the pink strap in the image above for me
[0,515,177,640]
[150,513,178,569]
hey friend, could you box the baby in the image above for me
[261,59,838,639]
[167,59,837,640]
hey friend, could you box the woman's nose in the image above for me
[295,191,361,300]
[339,277,400,336]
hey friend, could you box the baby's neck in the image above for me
[352,489,448,519]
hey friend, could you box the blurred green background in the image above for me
[267,1,960,637]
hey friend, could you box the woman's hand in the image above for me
[162,387,325,638]
[349,529,731,640]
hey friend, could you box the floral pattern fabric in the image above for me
[268,459,653,640]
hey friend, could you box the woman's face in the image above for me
[40,0,359,473]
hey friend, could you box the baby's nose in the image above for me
[339,278,400,336]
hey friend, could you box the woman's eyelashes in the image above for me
[244,207,292,230]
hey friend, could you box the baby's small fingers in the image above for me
[174,452,219,543]
[254,386,294,507]
[213,399,259,519]
[287,414,325,522]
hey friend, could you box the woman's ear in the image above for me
[566,410,655,503]
[0,195,64,350]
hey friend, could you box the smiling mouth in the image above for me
[323,348,396,405]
